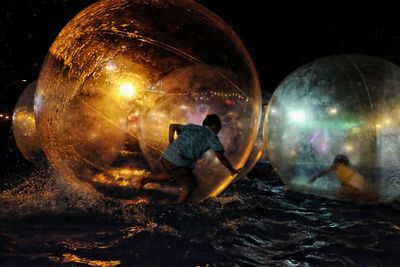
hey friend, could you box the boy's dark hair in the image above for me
[333,154,350,165]
[202,114,221,130]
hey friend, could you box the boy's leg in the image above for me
[140,172,170,187]
[177,186,193,203]
[175,169,197,203]
[138,158,173,188]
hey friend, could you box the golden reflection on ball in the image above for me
[12,81,45,165]
[35,0,261,199]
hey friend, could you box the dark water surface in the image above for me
[1,151,400,266]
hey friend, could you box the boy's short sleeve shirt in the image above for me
[162,123,224,167]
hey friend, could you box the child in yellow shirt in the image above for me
[309,154,376,201]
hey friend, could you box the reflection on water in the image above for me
[49,254,121,267]
[1,154,400,266]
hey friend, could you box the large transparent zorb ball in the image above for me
[266,54,400,201]
[35,0,261,198]
[139,64,260,199]
[12,80,46,165]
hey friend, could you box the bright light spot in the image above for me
[224,98,235,106]
[35,93,44,110]
[328,107,338,115]
[289,110,306,122]
[376,123,382,129]
[89,132,98,140]
[105,62,117,71]
[344,144,354,152]
[0,114,3,117]
[119,83,135,98]
[384,118,391,125]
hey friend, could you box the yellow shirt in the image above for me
[333,164,365,190]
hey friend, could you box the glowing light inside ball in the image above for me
[35,0,261,201]
[119,82,135,98]
[266,54,400,201]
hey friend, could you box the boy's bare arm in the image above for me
[215,151,240,175]
[309,167,332,183]
[168,124,182,144]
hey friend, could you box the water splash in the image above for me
[0,167,103,218]
[0,166,157,224]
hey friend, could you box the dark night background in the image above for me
[1,0,400,154]
[3,2,400,266]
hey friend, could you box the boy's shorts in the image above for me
[161,158,197,189]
